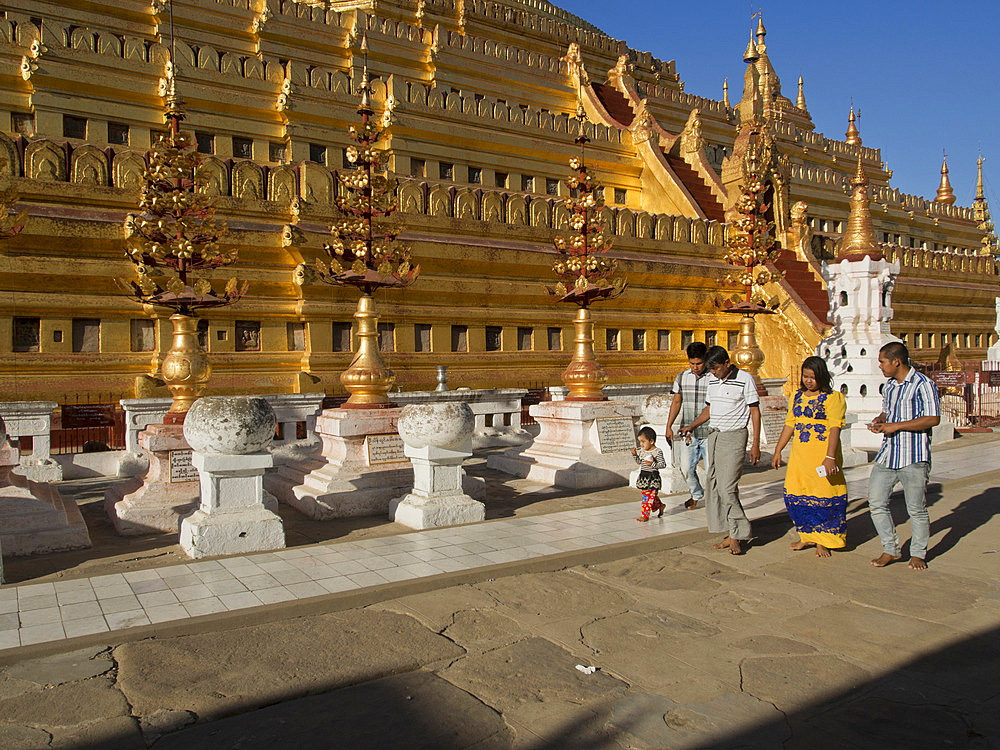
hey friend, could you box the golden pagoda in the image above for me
[935,154,957,205]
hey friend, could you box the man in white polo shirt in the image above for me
[680,345,761,555]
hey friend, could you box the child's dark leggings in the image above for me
[640,489,663,519]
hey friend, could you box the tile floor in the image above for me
[0,440,992,652]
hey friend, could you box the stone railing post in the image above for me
[180,396,285,558]
[0,401,61,482]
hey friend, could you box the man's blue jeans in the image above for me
[677,436,706,501]
[868,461,931,559]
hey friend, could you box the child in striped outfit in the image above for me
[632,426,666,522]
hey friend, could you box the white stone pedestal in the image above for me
[390,403,484,530]
[180,453,284,558]
[0,401,62,482]
[264,407,413,519]
[488,400,640,489]
[104,423,200,535]
[1,467,91,556]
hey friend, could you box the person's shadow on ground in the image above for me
[842,483,944,551]
[926,484,1000,561]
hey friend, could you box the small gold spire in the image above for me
[723,77,730,108]
[796,74,806,110]
[935,152,956,205]
[975,153,985,202]
[838,152,880,259]
[358,33,372,114]
[845,103,861,145]
[756,15,766,46]
[743,37,759,63]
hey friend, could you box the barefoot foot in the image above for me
[908,556,928,570]
[635,517,649,523]
[727,538,745,555]
[712,537,732,550]
[815,544,831,558]
[789,541,815,551]
[684,498,699,510]
[870,553,902,567]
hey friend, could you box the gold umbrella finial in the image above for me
[723,77,730,108]
[935,151,956,205]
[976,152,986,202]
[796,73,807,110]
[743,37,759,63]
[837,152,880,259]
[845,102,861,145]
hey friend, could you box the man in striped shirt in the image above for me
[867,341,940,570]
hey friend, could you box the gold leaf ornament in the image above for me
[193,278,212,296]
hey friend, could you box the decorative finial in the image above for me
[756,14,766,44]
[743,37,759,63]
[976,152,986,202]
[845,102,861,145]
[796,74,806,110]
[838,151,880,259]
[358,33,372,114]
[723,77,730,108]
[935,152,956,205]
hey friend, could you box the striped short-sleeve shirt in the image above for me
[874,367,940,469]
[705,367,760,432]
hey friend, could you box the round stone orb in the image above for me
[642,394,673,423]
[183,396,276,455]
[398,402,475,450]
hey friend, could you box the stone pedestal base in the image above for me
[488,400,640,489]
[180,452,284,559]
[1,469,91,556]
[104,423,200,536]
[12,457,62,483]
[389,442,484,530]
[264,407,413,519]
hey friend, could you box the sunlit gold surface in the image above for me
[161,314,210,415]
[340,294,395,407]
[731,313,766,391]
[562,307,607,401]
[935,155,956,205]
[838,154,880,259]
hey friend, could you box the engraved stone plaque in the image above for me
[169,449,198,483]
[365,434,408,466]
[596,417,637,454]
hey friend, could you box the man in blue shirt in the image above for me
[867,341,940,570]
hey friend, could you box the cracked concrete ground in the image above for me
[0,455,998,748]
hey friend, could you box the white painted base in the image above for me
[389,492,485,530]
[12,458,62,483]
[179,506,285,559]
[1,470,91,556]
[488,400,640,490]
[104,424,199,536]
[264,407,413,519]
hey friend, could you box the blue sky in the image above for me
[564,1,999,206]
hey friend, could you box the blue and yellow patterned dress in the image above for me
[782,390,848,548]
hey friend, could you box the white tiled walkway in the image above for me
[1,440,994,652]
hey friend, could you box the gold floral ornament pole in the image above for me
[312,36,419,408]
[118,66,247,422]
[543,104,626,401]
[719,125,782,392]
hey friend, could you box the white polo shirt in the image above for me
[706,366,759,431]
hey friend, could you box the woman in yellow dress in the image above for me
[771,356,848,557]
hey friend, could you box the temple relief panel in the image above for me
[597,206,614,232]
[529,198,550,228]
[708,221,723,246]
[174,41,197,67]
[0,133,19,176]
[331,71,351,94]
[482,193,503,223]
[428,185,452,217]
[691,219,706,245]
[232,160,264,200]
[70,145,108,186]
[553,203,570,230]
[97,32,122,56]
[399,182,424,214]
[507,195,527,225]
[245,57,265,80]
[300,162,333,205]
[616,209,635,238]
[655,215,673,241]
[112,151,145,191]
[70,27,96,52]
[200,157,229,196]
[221,52,242,76]
[673,216,690,243]
[198,46,221,71]
[124,37,146,61]
[636,211,654,239]
[454,189,479,219]
[26,141,66,182]
[268,165,296,203]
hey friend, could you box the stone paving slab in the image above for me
[0,440,993,654]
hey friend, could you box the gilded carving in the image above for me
[398,181,424,214]
[454,189,478,219]
[300,162,333,204]
[232,160,264,200]
[268,165,296,202]
[529,199,550,228]
[428,185,451,217]
[70,145,108,186]
[482,192,502,223]
[680,108,706,154]
[200,156,229,196]
[507,195,527,225]
[26,141,66,182]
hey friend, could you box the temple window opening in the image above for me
[130,319,155,352]
[495,172,509,189]
[195,132,215,154]
[632,329,645,351]
[196,320,209,350]
[63,115,87,140]
[728,331,739,350]
[287,322,306,352]
[469,166,482,184]
[414,324,432,352]
[12,317,40,353]
[11,112,35,136]
[606,328,619,351]
[517,327,533,351]
[378,323,395,353]
[521,175,534,192]
[440,162,454,180]
[109,122,130,145]
[332,322,352,353]
[614,188,627,205]
[545,178,558,195]
[451,325,468,352]
[235,321,261,352]
[486,326,503,351]
[411,159,426,178]
[269,142,287,164]
[547,327,562,351]
[309,143,327,165]
[71,318,100,353]
[706,330,717,347]
[233,137,253,159]
[657,330,670,350]
[681,330,693,349]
